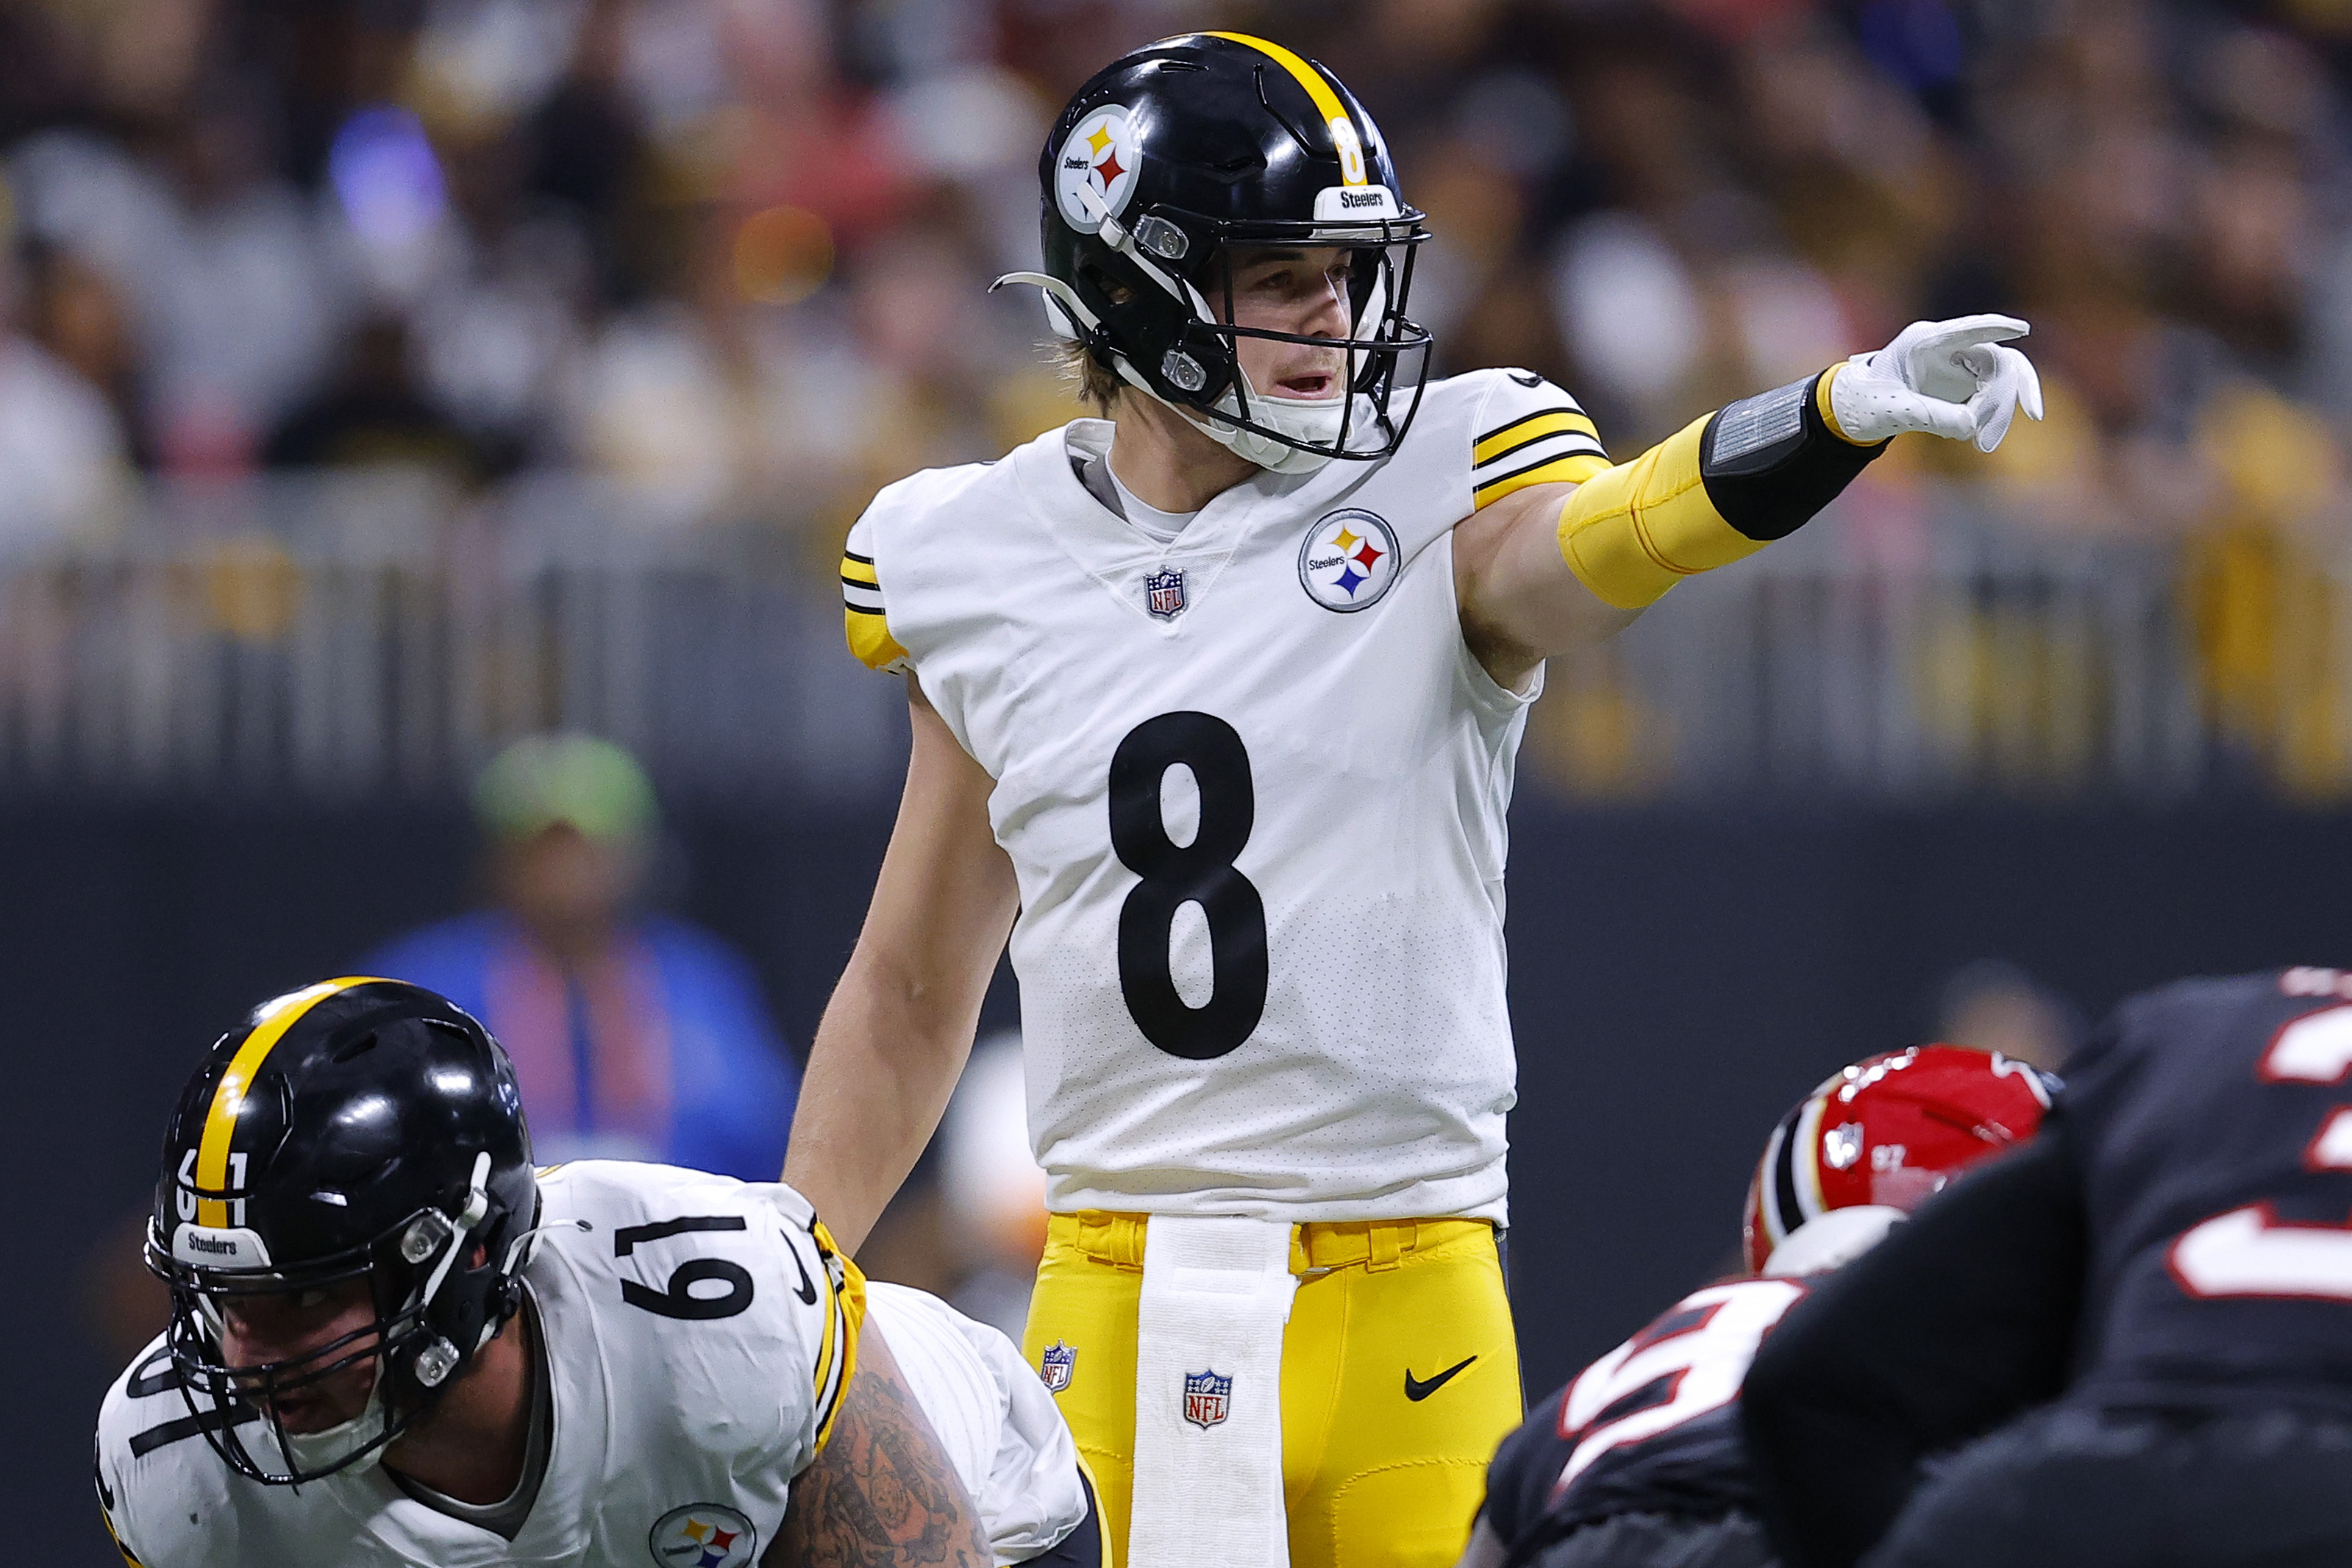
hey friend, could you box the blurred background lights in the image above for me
[733,204,833,305]
[1858,0,1967,93]
[412,0,584,132]
[329,106,450,258]
[882,63,1047,180]
[937,1033,1049,1339]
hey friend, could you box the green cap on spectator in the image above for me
[474,734,658,844]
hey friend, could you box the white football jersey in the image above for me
[841,370,1608,1223]
[96,1161,1085,1568]
[863,1283,1088,1563]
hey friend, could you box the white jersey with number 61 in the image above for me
[842,370,1610,1223]
[94,1161,1088,1568]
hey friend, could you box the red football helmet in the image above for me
[1742,1044,2055,1275]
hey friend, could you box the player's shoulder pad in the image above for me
[2071,966,2316,1086]
[839,460,999,674]
[2119,968,2318,1032]
[96,1335,242,1568]
[1459,367,1611,510]
[534,1162,866,1466]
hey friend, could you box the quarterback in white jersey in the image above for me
[788,31,2042,1568]
[97,978,1098,1568]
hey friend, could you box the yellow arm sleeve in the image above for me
[1553,415,1760,611]
[1554,368,1878,611]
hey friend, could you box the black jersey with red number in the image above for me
[2067,966,2352,1413]
[1744,968,2352,1568]
[1481,1278,1808,1563]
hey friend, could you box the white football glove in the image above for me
[1829,314,2045,453]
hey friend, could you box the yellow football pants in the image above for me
[1023,1212,1522,1568]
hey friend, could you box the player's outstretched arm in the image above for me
[785,677,1019,1252]
[770,1319,992,1568]
[1456,316,2042,688]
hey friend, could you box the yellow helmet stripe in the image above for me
[1202,33,1368,187]
[192,977,387,1227]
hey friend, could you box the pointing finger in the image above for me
[1913,314,2033,353]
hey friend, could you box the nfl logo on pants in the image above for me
[1183,1369,1232,1430]
[1039,1341,1076,1394]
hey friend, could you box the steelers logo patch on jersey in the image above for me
[1055,105,1140,235]
[1297,509,1400,613]
[649,1503,758,1568]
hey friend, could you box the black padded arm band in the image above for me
[1699,371,1888,543]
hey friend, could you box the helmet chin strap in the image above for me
[989,270,1353,477]
[1000,180,1361,475]
[1111,355,1350,475]
[414,1153,492,1313]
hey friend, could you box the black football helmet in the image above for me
[144,977,538,1486]
[996,32,1433,471]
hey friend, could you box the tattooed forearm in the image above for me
[769,1323,991,1568]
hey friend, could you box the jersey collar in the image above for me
[1016,421,1305,627]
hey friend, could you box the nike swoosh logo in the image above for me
[785,1233,819,1305]
[1405,1355,1478,1401]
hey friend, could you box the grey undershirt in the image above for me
[388,1293,551,1542]
[1075,449,1198,544]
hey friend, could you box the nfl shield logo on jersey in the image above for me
[1144,566,1188,620]
[1183,1368,1233,1429]
[1040,1340,1077,1393]
[649,1503,758,1568]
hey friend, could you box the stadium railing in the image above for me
[0,475,2332,802]
[0,473,903,799]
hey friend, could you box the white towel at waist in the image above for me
[1125,1214,1299,1568]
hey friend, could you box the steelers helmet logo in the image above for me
[1055,105,1140,235]
[1297,509,1400,613]
[649,1503,758,1568]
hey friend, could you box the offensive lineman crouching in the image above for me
[95,978,1101,1567]
[1461,1047,2053,1568]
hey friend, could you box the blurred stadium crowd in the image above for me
[8,0,2352,793]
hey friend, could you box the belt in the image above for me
[1047,1210,1492,1275]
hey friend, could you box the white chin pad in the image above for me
[274,1372,391,1478]
[1193,368,1359,474]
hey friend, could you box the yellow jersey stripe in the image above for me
[1203,33,1365,185]
[194,978,381,1227]
[1473,452,1611,510]
[1473,410,1599,466]
[845,606,910,671]
[811,1284,843,1439]
[1475,403,1586,444]
[840,556,879,588]
[809,1221,868,1456]
[100,1505,144,1568]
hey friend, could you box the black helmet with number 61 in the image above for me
[996,32,1433,473]
[144,977,538,1486]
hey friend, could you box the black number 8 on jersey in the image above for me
[1110,713,1269,1060]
